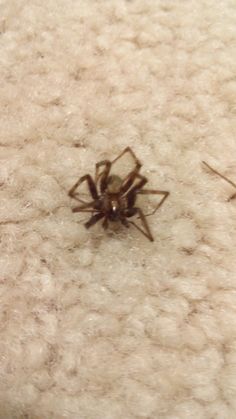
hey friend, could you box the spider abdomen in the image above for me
[107,175,123,193]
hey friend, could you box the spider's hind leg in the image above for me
[68,174,98,202]
[124,173,148,204]
[122,171,148,196]
[112,146,142,172]
[95,160,112,193]
[96,147,142,194]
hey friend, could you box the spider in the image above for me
[68,147,169,241]
[203,161,236,201]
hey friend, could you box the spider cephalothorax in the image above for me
[68,147,169,241]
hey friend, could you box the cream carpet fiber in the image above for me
[1,1,236,418]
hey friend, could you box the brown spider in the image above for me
[68,147,169,241]
[203,161,236,201]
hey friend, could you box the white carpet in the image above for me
[1,0,236,418]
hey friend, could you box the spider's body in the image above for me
[94,190,126,223]
[68,147,169,241]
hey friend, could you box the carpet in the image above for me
[0,0,236,418]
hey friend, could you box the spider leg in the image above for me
[111,148,142,194]
[72,196,89,204]
[72,201,96,213]
[203,161,236,190]
[111,146,142,171]
[124,173,148,205]
[95,148,142,194]
[95,160,112,193]
[95,160,111,183]
[127,207,154,242]
[68,174,98,202]
[137,189,169,216]
[121,172,148,195]
[84,213,104,229]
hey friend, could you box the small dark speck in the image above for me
[181,247,194,255]
[74,140,86,149]
[50,97,61,106]
[21,414,30,419]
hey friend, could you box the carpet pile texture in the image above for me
[0,1,236,418]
